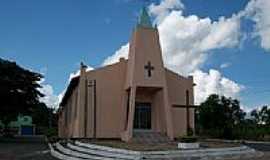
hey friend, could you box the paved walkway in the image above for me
[150,143,270,160]
[0,136,57,160]
[245,143,270,160]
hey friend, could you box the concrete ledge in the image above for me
[178,142,200,149]
[206,138,270,144]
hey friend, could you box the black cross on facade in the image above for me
[144,61,154,77]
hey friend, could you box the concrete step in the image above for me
[49,143,87,160]
[67,142,139,160]
[49,141,260,160]
[74,141,140,155]
[50,143,119,160]
[49,142,141,160]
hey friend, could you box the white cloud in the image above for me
[39,83,59,109]
[244,0,270,51]
[149,0,184,23]
[57,89,66,105]
[158,11,241,75]
[68,65,94,82]
[102,43,129,66]
[220,62,231,69]
[192,69,244,104]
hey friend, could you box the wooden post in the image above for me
[84,79,88,137]
[186,90,190,134]
[87,80,97,138]
[93,80,97,139]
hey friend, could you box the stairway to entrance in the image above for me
[132,131,171,144]
[49,140,259,160]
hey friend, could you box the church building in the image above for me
[58,8,195,142]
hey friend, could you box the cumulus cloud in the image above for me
[149,0,184,23]
[102,44,129,66]
[39,81,59,109]
[157,10,241,75]
[244,0,270,51]
[192,69,244,104]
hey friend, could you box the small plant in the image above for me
[176,128,198,143]
[45,128,57,138]
[187,127,194,136]
[179,136,198,143]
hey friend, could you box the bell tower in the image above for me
[122,8,174,141]
[125,7,166,88]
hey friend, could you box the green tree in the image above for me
[30,102,58,135]
[251,105,270,125]
[30,102,50,127]
[197,94,246,138]
[0,58,44,132]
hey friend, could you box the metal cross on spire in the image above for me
[137,6,153,28]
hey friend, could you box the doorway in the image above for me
[133,102,151,130]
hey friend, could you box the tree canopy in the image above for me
[0,58,44,125]
[251,105,270,125]
[197,94,246,138]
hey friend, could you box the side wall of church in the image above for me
[58,86,79,138]
[86,60,128,138]
[58,110,65,138]
[70,87,78,137]
[165,69,195,137]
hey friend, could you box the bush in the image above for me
[178,136,198,143]
[187,127,194,136]
[199,128,224,138]
[45,128,57,138]
[198,125,270,141]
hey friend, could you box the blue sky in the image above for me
[0,0,269,110]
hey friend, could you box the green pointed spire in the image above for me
[137,7,153,28]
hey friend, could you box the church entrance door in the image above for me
[133,102,151,130]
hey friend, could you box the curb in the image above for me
[206,138,270,144]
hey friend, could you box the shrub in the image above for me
[187,127,194,136]
[178,136,198,143]
[45,128,57,138]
